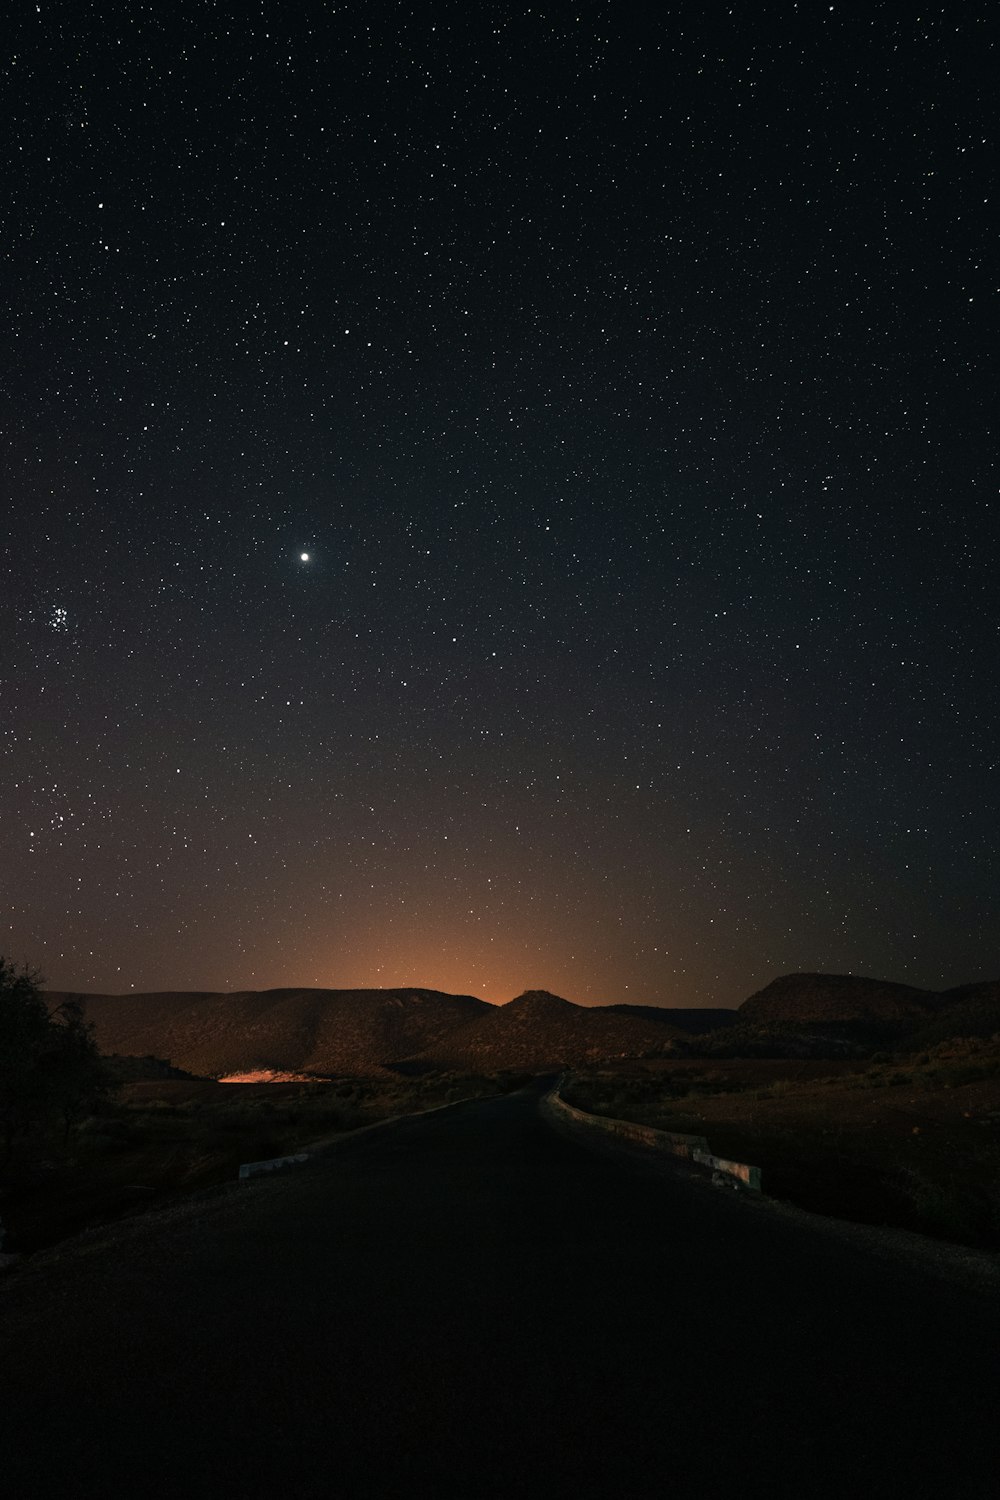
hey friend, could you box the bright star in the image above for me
[299,552,310,562]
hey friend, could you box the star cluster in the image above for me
[2,5,995,1004]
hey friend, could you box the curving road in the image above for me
[2,1082,998,1498]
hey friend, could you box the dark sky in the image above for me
[2,3,996,1006]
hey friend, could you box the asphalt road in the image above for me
[2,1082,998,1498]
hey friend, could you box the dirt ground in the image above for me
[563,1051,1000,1249]
[1,1072,502,1255]
[6,1055,1000,1258]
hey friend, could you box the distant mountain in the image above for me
[48,974,995,1077]
[910,982,1000,1048]
[401,990,687,1072]
[43,988,489,1078]
[736,973,1000,1045]
[603,1004,738,1035]
[738,973,944,1024]
[44,985,689,1077]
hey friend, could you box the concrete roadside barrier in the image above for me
[547,1088,709,1158]
[692,1148,762,1192]
[545,1080,762,1193]
[238,1152,311,1183]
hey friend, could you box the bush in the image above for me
[0,959,119,1159]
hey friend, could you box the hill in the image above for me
[603,1004,737,1034]
[716,973,1000,1056]
[738,973,945,1024]
[44,985,695,1077]
[401,990,687,1072]
[43,988,490,1078]
[910,982,1000,1048]
[46,975,997,1077]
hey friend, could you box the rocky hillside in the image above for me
[909,982,1000,1047]
[43,985,706,1077]
[50,974,994,1076]
[738,973,944,1024]
[603,1004,737,1034]
[737,974,1000,1046]
[44,988,490,1078]
[402,990,687,1072]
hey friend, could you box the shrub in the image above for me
[0,958,119,1158]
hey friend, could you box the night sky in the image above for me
[3,4,996,1006]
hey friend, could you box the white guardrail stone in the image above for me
[547,1083,761,1192]
[238,1152,311,1182]
[691,1148,762,1192]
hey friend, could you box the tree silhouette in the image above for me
[0,959,117,1159]
[43,998,117,1145]
[0,960,52,1161]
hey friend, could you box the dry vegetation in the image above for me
[2,1070,527,1255]
[562,1041,1000,1249]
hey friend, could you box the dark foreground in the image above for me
[2,1084,998,1498]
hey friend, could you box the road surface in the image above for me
[2,1082,998,1497]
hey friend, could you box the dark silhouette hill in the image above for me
[910,981,1000,1047]
[738,973,945,1024]
[43,988,490,1078]
[603,1004,737,1034]
[44,985,696,1076]
[401,989,687,1071]
[736,974,1000,1048]
[46,974,998,1077]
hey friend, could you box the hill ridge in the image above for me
[43,971,1000,1077]
[740,972,946,1023]
[43,986,489,1078]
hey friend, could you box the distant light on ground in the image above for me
[218,1069,327,1083]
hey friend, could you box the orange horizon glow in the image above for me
[36,905,743,1009]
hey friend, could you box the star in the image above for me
[299,552,310,562]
